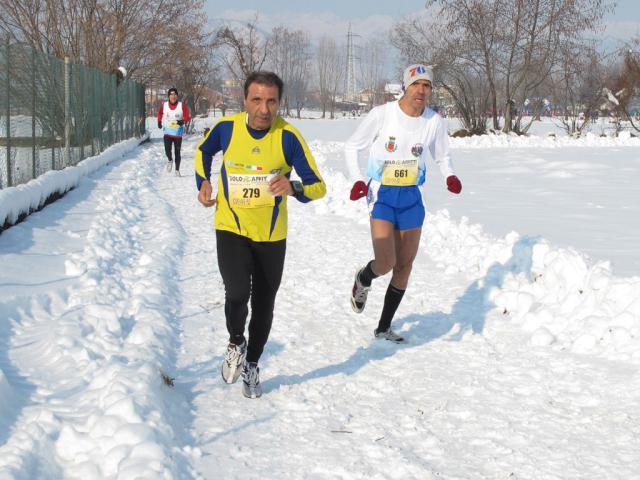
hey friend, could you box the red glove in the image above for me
[350,180,368,201]
[446,175,462,194]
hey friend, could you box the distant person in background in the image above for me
[158,87,191,176]
[345,63,462,343]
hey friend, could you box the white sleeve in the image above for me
[429,116,455,180]
[344,107,384,182]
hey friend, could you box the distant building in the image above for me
[193,86,224,115]
[222,79,243,109]
[384,83,402,101]
[358,88,375,105]
[145,88,170,116]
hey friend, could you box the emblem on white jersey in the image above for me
[385,136,397,152]
[411,143,424,157]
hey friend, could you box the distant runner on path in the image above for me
[345,63,463,343]
[195,71,326,398]
[158,87,191,177]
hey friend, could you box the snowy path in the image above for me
[0,143,196,478]
[0,134,639,479]
[160,138,640,479]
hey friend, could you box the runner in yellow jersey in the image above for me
[195,71,326,398]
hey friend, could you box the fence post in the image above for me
[5,35,12,187]
[108,77,114,145]
[32,47,37,179]
[115,76,121,142]
[64,56,70,168]
[91,68,95,157]
[79,67,84,162]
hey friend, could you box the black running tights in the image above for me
[216,230,286,363]
[163,136,182,171]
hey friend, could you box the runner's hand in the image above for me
[446,175,462,194]
[350,180,368,201]
[268,175,293,196]
[198,180,216,207]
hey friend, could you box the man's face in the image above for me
[245,82,280,130]
[169,92,178,103]
[404,80,432,109]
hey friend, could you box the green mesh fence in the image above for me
[0,38,146,189]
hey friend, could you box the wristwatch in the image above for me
[290,180,304,197]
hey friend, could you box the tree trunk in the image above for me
[502,100,513,133]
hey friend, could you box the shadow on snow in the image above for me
[262,236,540,394]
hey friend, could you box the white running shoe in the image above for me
[166,161,173,172]
[221,341,246,384]
[242,362,262,399]
[175,170,181,177]
[350,268,371,313]
[374,328,406,344]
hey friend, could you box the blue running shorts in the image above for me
[367,183,425,231]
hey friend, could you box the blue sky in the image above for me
[205,0,639,22]
[205,0,639,77]
[205,0,640,45]
[205,0,428,18]
[611,0,640,20]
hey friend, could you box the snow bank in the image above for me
[422,210,640,362]
[0,144,197,479]
[46,157,190,478]
[309,135,640,363]
[450,131,640,149]
[0,136,147,229]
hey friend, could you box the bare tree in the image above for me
[422,1,502,129]
[441,60,492,134]
[316,36,345,119]
[608,43,640,133]
[550,44,604,136]
[160,32,218,133]
[394,0,613,135]
[493,0,612,133]
[359,37,388,109]
[288,34,312,119]
[269,27,311,118]
[215,14,270,84]
[0,0,206,83]
[391,13,491,134]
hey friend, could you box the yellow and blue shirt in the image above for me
[196,112,326,242]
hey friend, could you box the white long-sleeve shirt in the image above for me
[344,101,454,186]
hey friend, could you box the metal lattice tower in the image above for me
[345,24,359,103]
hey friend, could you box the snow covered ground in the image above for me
[0,115,639,479]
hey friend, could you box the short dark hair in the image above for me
[244,71,284,100]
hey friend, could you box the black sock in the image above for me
[358,260,379,287]
[377,284,405,332]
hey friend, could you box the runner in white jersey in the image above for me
[345,63,463,343]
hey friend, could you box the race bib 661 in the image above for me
[381,159,419,186]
